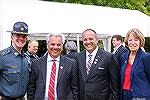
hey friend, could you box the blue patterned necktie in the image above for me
[86,54,92,75]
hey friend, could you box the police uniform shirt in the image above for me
[0,46,31,97]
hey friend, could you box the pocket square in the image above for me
[98,67,104,70]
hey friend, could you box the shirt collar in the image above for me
[114,44,122,50]
[47,54,60,62]
[86,46,98,58]
[10,46,24,57]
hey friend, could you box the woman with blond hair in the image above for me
[120,28,150,100]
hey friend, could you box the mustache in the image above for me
[85,43,93,46]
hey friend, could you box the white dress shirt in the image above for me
[112,44,122,54]
[86,46,98,66]
[45,54,60,100]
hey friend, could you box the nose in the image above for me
[131,40,135,44]
[35,46,38,50]
[53,44,59,48]
[19,36,26,40]
[86,39,91,44]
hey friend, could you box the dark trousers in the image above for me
[122,90,133,100]
[0,96,24,100]
[122,90,150,100]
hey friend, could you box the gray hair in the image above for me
[28,40,38,47]
[65,41,77,51]
[46,33,65,44]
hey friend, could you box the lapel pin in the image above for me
[95,59,98,61]
[60,66,63,69]
[94,61,97,64]
[125,61,127,63]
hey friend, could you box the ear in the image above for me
[47,44,49,49]
[96,38,98,44]
[11,35,13,41]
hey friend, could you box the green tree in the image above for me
[42,0,150,53]
[43,0,150,16]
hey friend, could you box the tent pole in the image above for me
[77,33,80,53]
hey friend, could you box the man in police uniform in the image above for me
[0,21,30,100]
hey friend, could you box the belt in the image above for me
[0,95,24,100]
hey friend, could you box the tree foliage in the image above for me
[42,0,150,53]
[43,0,150,16]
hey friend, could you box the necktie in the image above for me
[48,60,56,100]
[86,54,92,75]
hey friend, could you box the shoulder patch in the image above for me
[0,48,11,56]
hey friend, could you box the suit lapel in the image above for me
[80,51,88,82]
[130,49,142,84]
[40,53,48,86]
[57,55,66,85]
[121,53,129,85]
[88,49,103,78]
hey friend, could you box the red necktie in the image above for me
[48,60,56,100]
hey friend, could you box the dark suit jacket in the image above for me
[65,51,78,60]
[27,53,79,100]
[120,48,150,98]
[76,48,120,100]
[113,45,129,66]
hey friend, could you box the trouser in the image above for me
[0,95,24,100]
[122,90,150,100]
[122,90,133,100]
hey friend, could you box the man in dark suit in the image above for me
[76,29,120,100]
[111,35,129,66]
[65,41,78,59]
[27,33,79,100]
[26,40,39,62]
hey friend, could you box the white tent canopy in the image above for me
[0,0,150,51]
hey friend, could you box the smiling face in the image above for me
[112,38,121,48]
[124,28,145,53]
[11,33,28,52]
[127,33,140,52]
[82,29,98,53]
[28,41,39,54]
[47,35,63,59]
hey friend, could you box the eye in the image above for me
[89,38,93,40]
[83,38,87,41]
[22,35,27,38]
[128,39,132,42]
[57,44,61,46]
[50,43,55,46]
[135,39,139,41]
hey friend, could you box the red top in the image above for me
[123,63,132,90]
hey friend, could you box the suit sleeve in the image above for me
[141,55,150,82]
[70,59,79,100]
[27,60,37,100]
[109,54,120,100]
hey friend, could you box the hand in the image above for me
[0,96,2,100]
